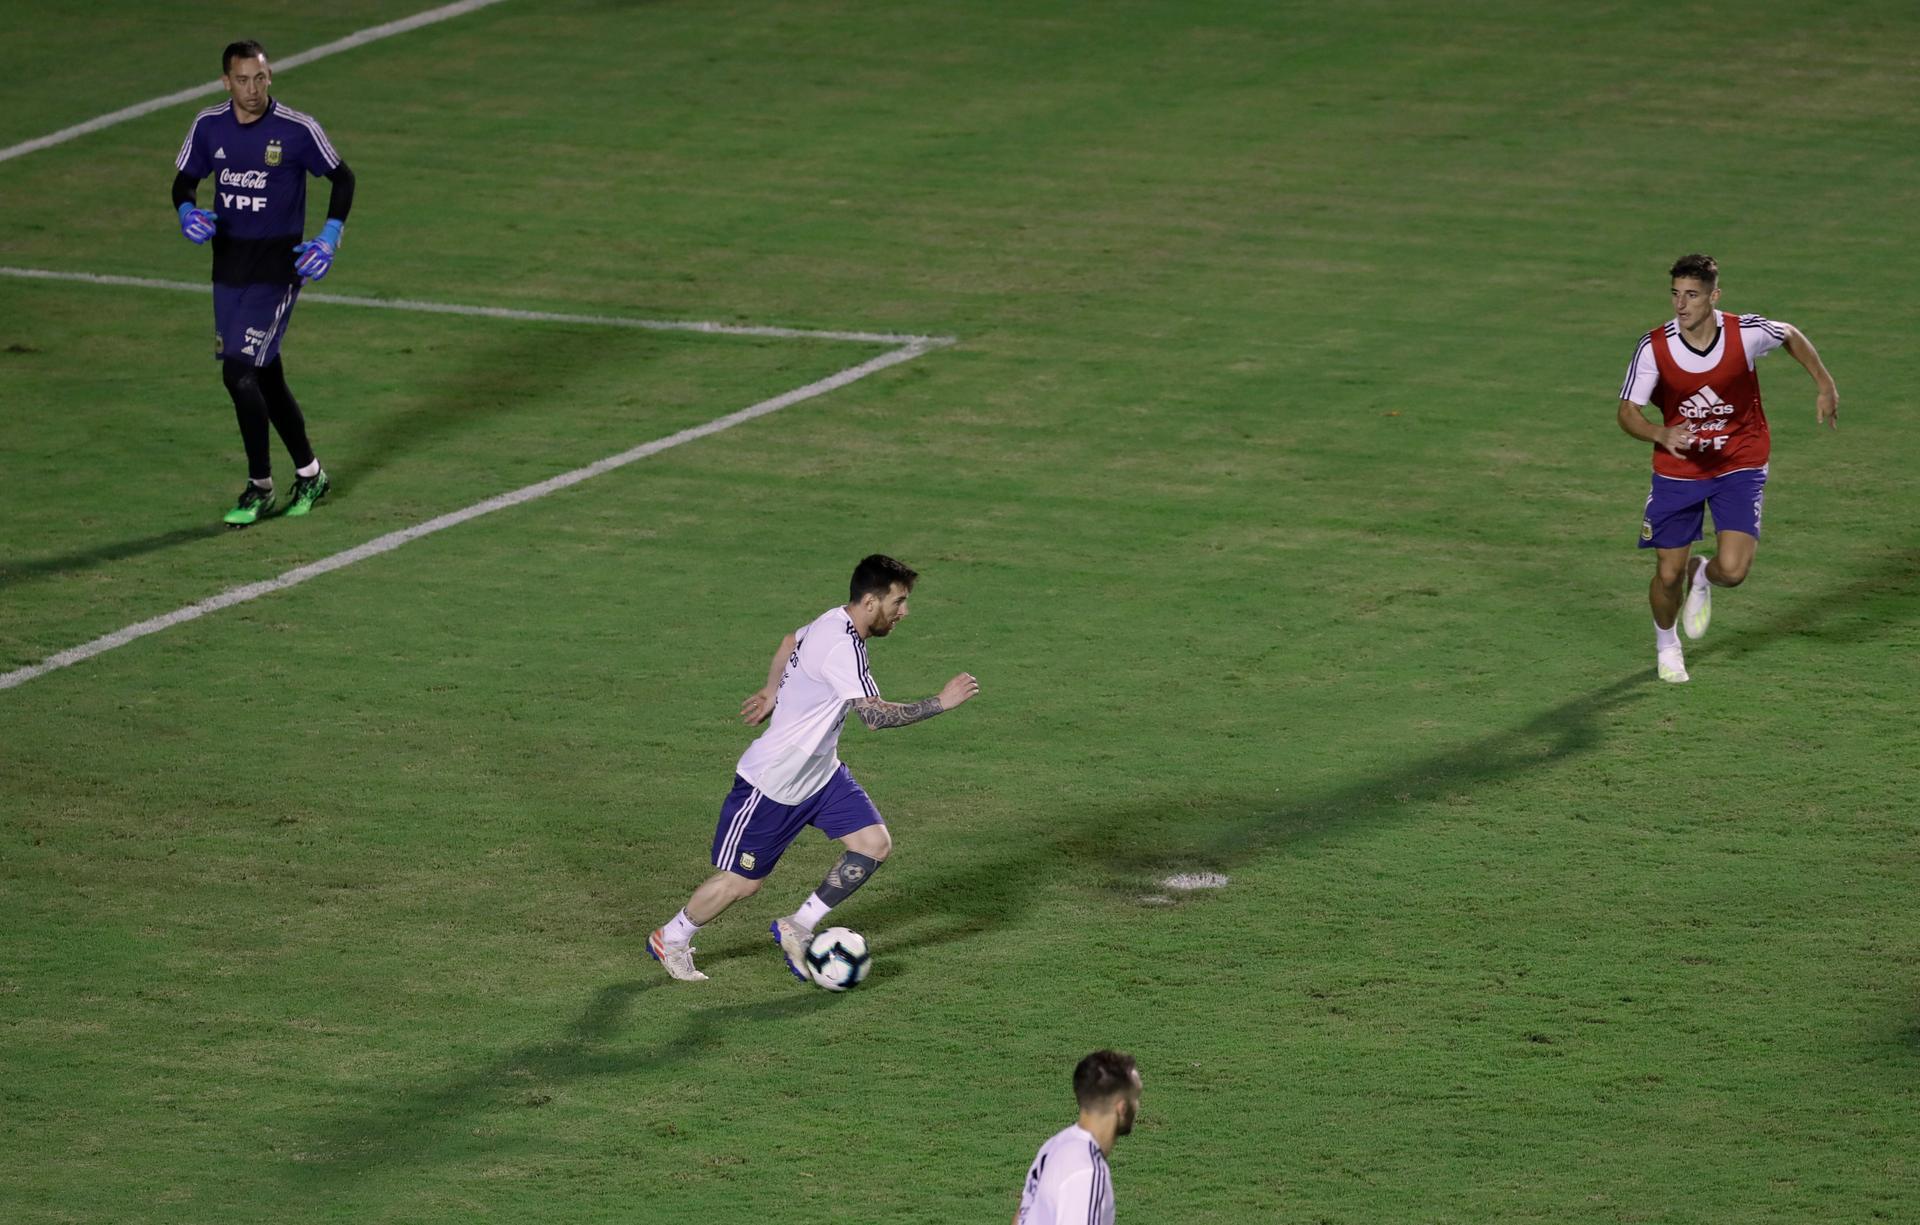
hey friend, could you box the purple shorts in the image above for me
[212,282,300,366]
[1639,466,1767,549]
[710,766,883,879]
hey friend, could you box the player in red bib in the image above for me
[1616,254,1839,682]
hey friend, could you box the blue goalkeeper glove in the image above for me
[177,202,217,244]
[293,219,344,282]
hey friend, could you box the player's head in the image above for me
[221,41,272,119]
[1669,253,1721,329]
[1073,1049,1142,1136]
[849,554,917,638]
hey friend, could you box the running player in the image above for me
[1013,1051,1142,1225]
[647,555,980,982]
[173,40,356,527]
[1616,254,1839,682]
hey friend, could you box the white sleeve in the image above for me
[820,637,878,702]
[1051,1170,1097,1224]
[1619,334,1659,406]
[1740,314,1789,366]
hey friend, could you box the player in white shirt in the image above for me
[1015,1051,1142,1225]
[647,555,980,982]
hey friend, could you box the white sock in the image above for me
[250,477,274,491]
[1655,620,1680,651]
[1692,557,1712,593]
[791,893,830,931]
[662,909,699,945]
[296,458,321,479]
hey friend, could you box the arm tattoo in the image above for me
[854,695,944,730]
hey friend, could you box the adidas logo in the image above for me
[214,147,227,160]
[1677,386,1733,420]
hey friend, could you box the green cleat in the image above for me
[222,483,276,528]
[284,469,331,518]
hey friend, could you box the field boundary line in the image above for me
[0,267,953,346]
[0,340,950,693]
[0,0,515,165]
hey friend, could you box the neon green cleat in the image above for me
[284,469,331,518]
[222,483,275,528]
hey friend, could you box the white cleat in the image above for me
[771,918,813,983]
[647,929,708,981]
[1682,557,1713,640]
[1657,644,1690,684]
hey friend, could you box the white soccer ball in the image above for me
[803,927,872,991]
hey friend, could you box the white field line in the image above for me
[0,267,952,347]
[0,340,948,693]
[0,0,514,165]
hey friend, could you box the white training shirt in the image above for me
[734,606,879,805]
[1016,1125,1114,1225]
[1618,312,1788,405]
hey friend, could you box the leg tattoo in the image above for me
[815,851,882,908]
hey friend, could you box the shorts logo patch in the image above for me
[1640,519,1653,542]
[265,140,283,167]
[214,331,224,355]
[739,852,756,870]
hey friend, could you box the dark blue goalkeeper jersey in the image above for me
[175,99,342,286]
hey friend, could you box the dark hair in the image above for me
[223,40,268,74]
[1669,253,1719,287]
[1072,1050,1138,1109]
[849,554,917,603]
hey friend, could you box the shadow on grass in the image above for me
[855,539,1920,956]
[0,522,228,585]
[291,979,831,1176]
[290,543,1920,1177]
[856,668,1651,960]
[336,325,640,493]
[1686,544,1920,665]
[3,328,642,584]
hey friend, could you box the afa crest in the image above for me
[739,852,756,870]
[265,139,283,167]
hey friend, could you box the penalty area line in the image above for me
[0,0,516,165]
[0,340,948,693]
[0,267,953,347]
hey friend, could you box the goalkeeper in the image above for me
[172,39,356,527]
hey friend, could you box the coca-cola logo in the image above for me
[218,168,269,189]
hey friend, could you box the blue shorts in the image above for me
[212,282,300,366]
[1639,466,1767,549]
[710,766,884,879]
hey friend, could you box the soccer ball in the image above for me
[803,927,872,991]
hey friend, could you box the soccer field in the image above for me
[3,2,1917,1221]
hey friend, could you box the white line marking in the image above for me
[0,267,953,347]
[0,341,946,692]
[0,0,515,165]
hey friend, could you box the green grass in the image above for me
[3,1,1917,1221]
